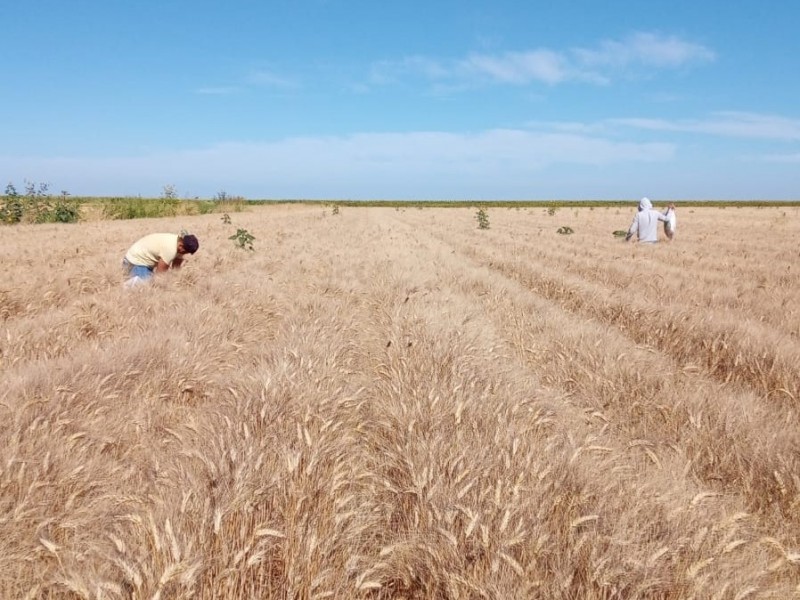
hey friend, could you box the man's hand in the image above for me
[156,259,170,272]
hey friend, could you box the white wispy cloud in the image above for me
[526,120,612,135]
[247,70,299,89]
[369,31,714,89]
[573,32,715,69]
[369,56,449,85]
[195,70,298,96]
[0,129,674,198]
[762,153,800,163]
[462,50,571,85]
[610,111,800,140]
[194,86,241,95]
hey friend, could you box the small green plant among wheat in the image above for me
[221,213,232,224]
[332,205,340,215]
[229,228,255,251]
[612,230,627,237]
[556,226,574,235]
[476,208,490,229]
[547,206,558,216]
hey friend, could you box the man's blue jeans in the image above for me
[122,258,154,280]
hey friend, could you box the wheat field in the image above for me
[1,204,799,599]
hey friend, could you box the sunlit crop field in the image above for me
[2,204,799,599]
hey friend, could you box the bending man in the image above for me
[123,232,199,283]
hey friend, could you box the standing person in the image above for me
[625,197,674,243]
[122,232,199,283]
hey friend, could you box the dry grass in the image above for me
[2,205,800,599]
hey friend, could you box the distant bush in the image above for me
[1,182,80,224]
[96,195,249,220]
[101,198,182,220]
[50,193,81,223]
[196,201,217,215]
[476,208,490,229]
[102,197,191,219]
[1,183,24,223]
[556,226,574,235]
[215,191,247,213]
[161,184,178,200]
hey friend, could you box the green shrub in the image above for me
[1,182,80,224]
[229,228,255,251]
[102,198,182,220]
[46,200,81,223]
[476,208,490,229]
[196,201,217,214]
[216,192,247,213]
[1,183,23,223]
[556,226,574,235]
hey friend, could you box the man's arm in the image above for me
[155,258,170,272]
[172,256,184,269]
[625,216,638,242]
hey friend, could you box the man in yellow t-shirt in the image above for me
[122,233,199,282]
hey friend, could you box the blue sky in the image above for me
[2,0,799,200]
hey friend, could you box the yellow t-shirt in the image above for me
[125,233,179,268]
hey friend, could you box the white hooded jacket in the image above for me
[626,197,668,243]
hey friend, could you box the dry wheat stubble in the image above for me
[2,206,800,598]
